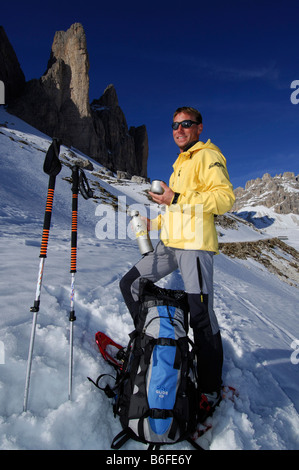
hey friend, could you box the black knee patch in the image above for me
[119,266,141,325]
[187,293,212,333]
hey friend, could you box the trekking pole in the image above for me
[68,165,78,401]
[23,138,61,412]
[68,166,92,401]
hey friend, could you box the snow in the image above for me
[0,106,298,451]
[234,205,299,251]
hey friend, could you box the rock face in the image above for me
[233,172,299,214]
[3,23,148,177]
[8,24,99,157]
[91,85,148,176]
[0,26,25,103]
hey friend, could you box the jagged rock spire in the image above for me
[2,24,148,177]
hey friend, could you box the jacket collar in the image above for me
[182,141,199,152]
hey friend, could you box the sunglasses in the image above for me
[171,120,200,130]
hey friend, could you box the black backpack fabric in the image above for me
[91,278,202,450]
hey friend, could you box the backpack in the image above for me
[90,278,203,450]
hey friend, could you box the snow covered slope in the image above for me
[0,107,298,450]
[234,204,299,252]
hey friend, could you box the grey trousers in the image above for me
[119,241,223,392]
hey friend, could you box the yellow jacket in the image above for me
[151,140,235,253]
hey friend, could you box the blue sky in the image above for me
[2,0,299,189]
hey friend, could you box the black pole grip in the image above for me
[43,138,62,176]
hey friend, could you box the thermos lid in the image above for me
[130,210,139,217]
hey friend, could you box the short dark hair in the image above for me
[173,107,202,124]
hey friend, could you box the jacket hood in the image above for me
[188,139,221,153]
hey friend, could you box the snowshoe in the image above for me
[95,331,125,370]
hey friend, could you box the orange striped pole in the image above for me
[68,166,92,400]
[39,180,55,258]
[70,193,78,273]
[68,166,79,400]
[24,139,61,412]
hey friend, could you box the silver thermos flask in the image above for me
[130,210,153,255]
[150,180,164,194]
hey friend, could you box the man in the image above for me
[120,106,235,422]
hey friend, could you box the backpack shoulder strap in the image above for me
[111,428,132,450]
[186,437,205,450]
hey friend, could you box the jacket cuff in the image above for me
[172,192,180,205]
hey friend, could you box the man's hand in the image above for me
[140,216,151,231]
[149,181,174,206]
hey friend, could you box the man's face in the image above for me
[172,112,203,151]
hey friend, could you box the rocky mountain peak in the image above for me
[43,22,90,118]
[233,172,299,214]
[2,24,148,178]
[94,84,119,108]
